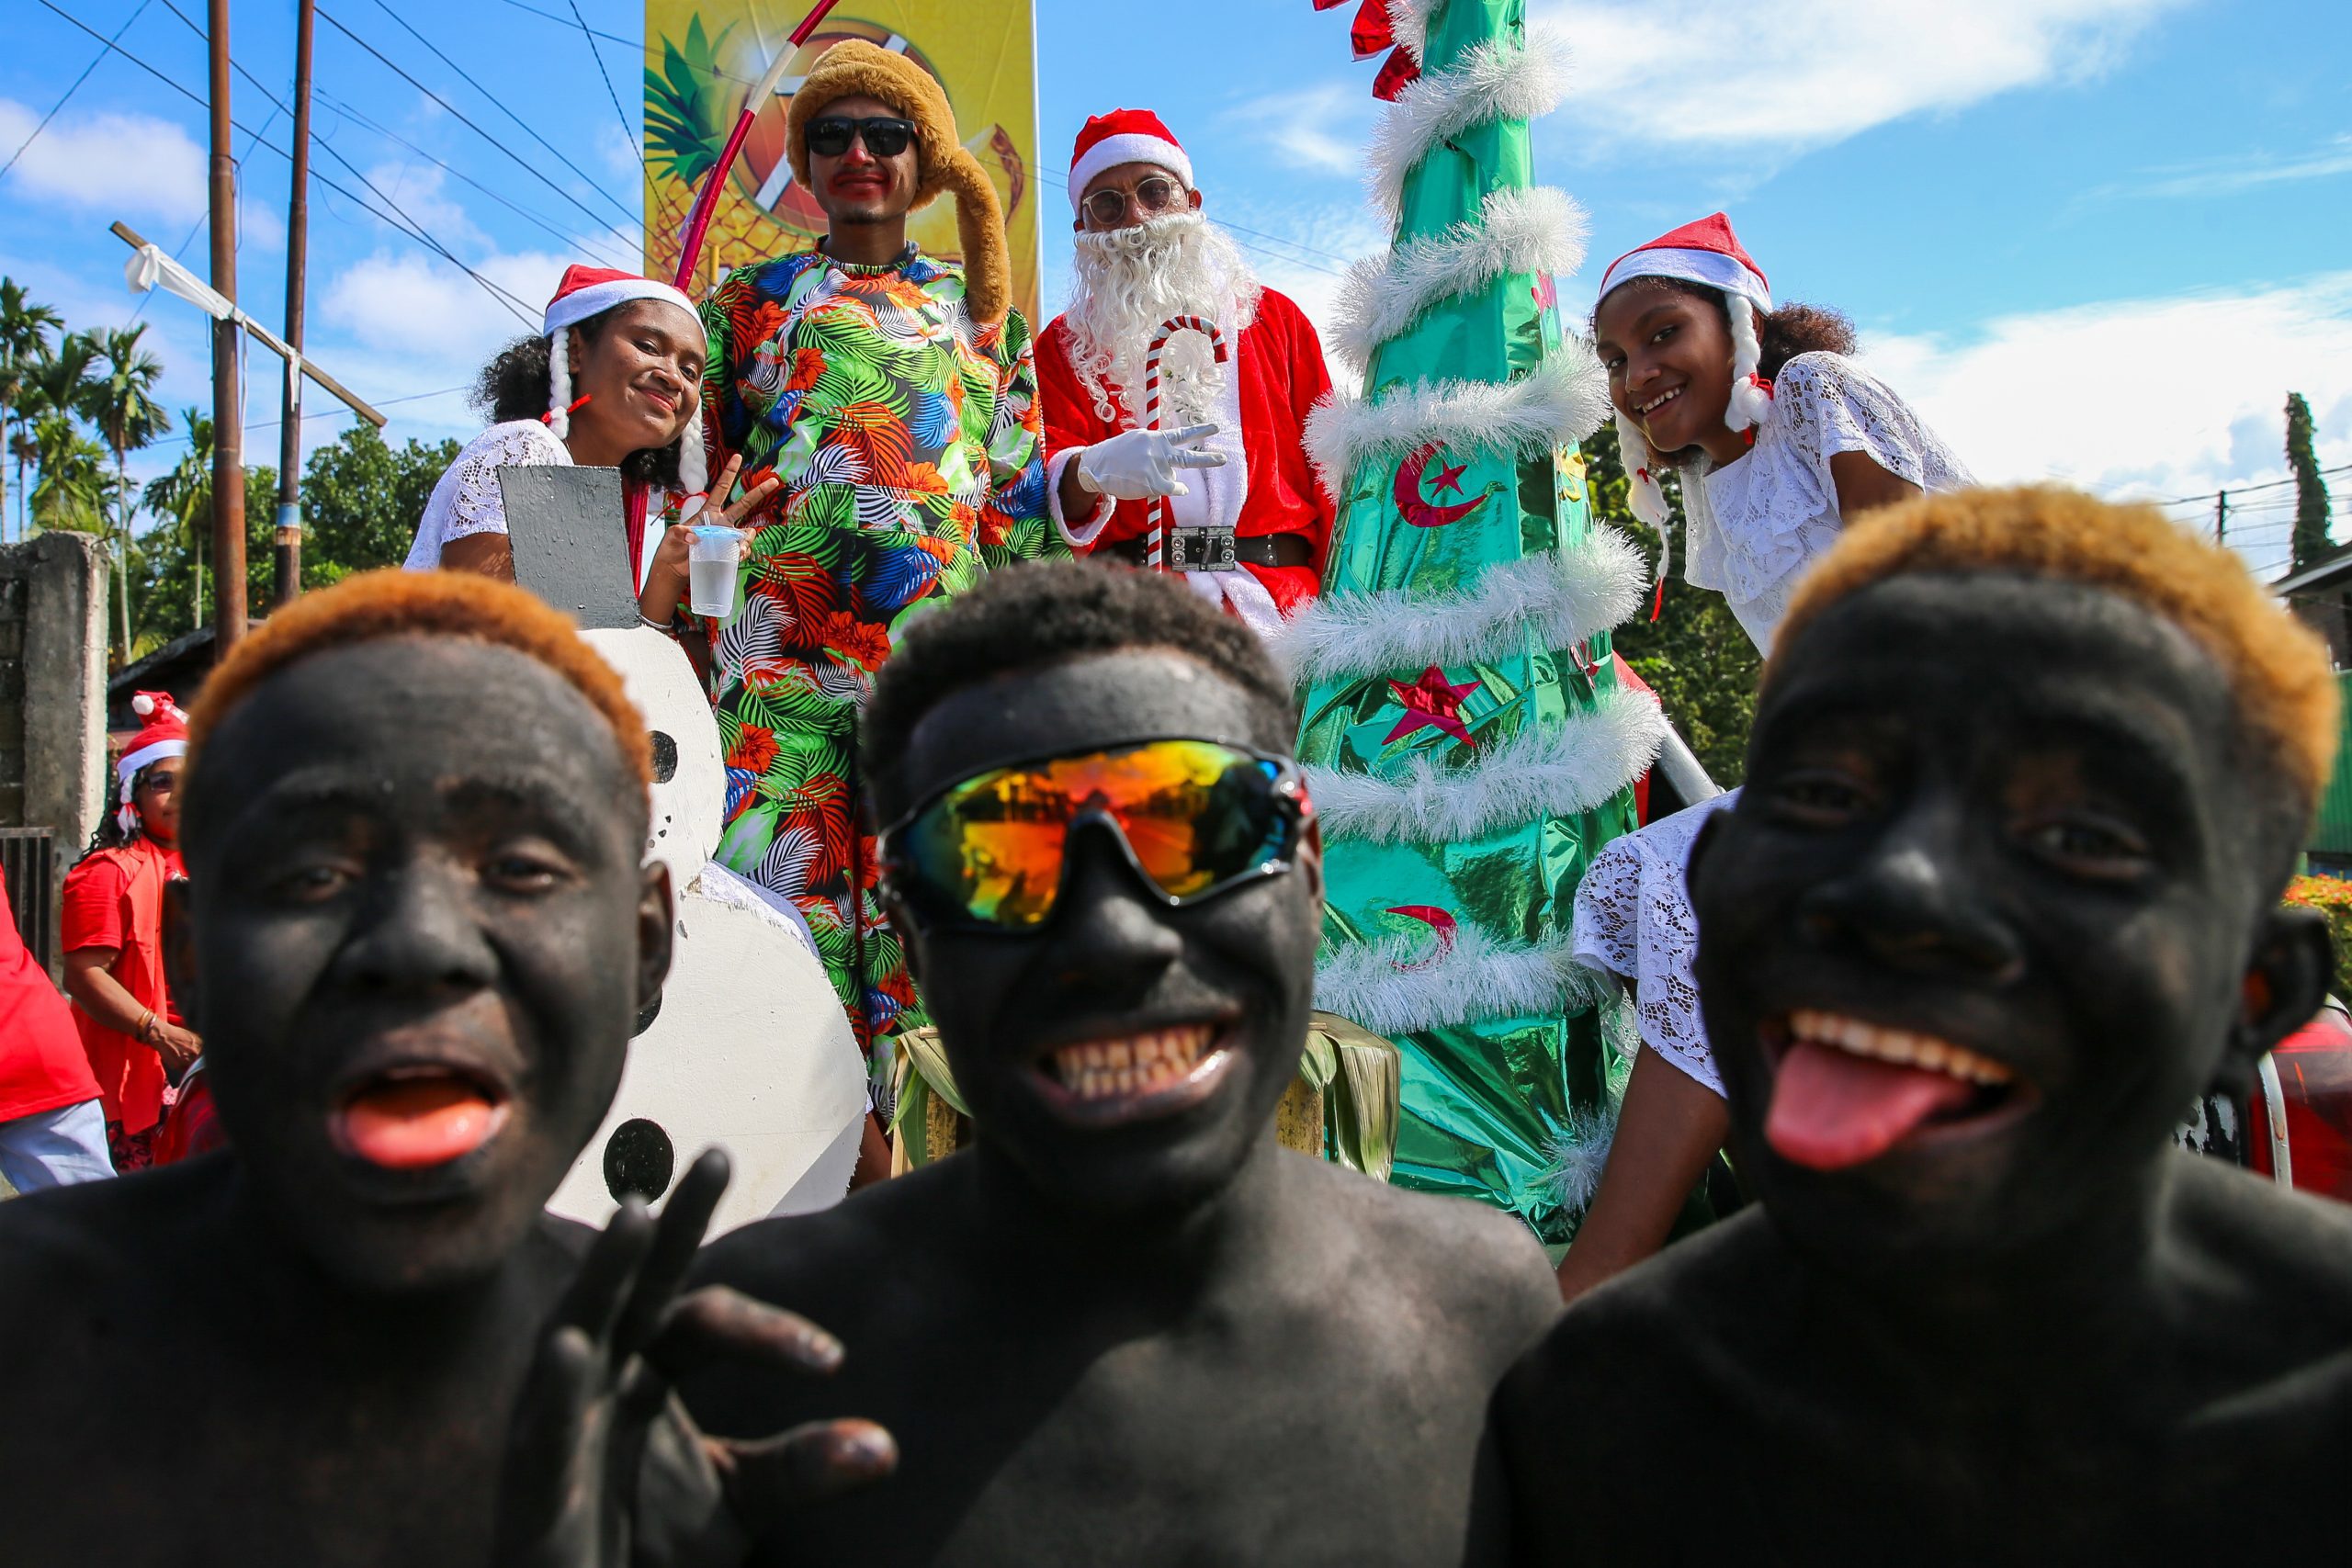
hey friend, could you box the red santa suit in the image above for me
[1042,111,1336,635]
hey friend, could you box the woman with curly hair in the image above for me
[1557,214,1973,1302]
[404,267,775,635]
[61,694,199,1173]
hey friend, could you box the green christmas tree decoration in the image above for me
[1287,0,1660,1245]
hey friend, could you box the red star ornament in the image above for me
[1385,665,1480,746]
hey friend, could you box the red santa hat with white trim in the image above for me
[1597,213,1774,532]
[541,265,707,494]
[117,691,187,836]
[1068,109,1194,215]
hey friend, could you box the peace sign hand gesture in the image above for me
[639,455,783,628]
[496,1149,895,1568]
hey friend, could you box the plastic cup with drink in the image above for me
[686,524,743,618]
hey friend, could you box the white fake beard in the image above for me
[1064,210,1262,428]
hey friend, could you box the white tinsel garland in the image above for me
[1330,186,1589,372]
[1315,924,1614,1038]
[1386,0,1442,62]
[1367,27,1568,220]
[1271,527,1645,683]
[1304,354,1609,500]
[1306,685,1664,845]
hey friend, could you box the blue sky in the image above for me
[5,0,2349,573]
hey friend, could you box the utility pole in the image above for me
[207,0,246,649]
[275,0,314,607]
[2216,490,2229,547]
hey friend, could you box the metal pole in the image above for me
[207,0,246,648]
[274,0,313,607]
[2215,490,2228,547]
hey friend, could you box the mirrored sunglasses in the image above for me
[879,739,1312,932]
[805,116,917,160]
[1083,175,1186,228]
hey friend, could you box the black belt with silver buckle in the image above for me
[1102,530,1314,572]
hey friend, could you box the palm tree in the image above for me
[19,335,97,537]
[27,412,109,533]
[0,280,63,545]
[84,325,170,658]
[143,407,212,631]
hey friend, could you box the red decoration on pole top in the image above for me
[671,0,847,293]
[1313,0,1424,99]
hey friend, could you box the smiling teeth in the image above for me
[1053,1025,1216,1101]
[1788,1010,2013,1086]
[1637,387,1681,415]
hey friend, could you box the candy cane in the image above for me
[1141,315,1229,571]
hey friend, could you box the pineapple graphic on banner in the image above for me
[643,0,1039,321]
[1288,0,1664,1247]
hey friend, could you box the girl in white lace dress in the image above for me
[1555,214,1971,1301]
[404,266,775,634]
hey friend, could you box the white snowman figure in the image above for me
[548,627,869,1235]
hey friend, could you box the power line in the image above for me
[564,0,646,173]
[325,1,637,231]
[322,5,639,236]
[142,381,468,450]
[312,89,634,269]
[0,0,154,183]
[33,0,537,328]
[153,0,539,322]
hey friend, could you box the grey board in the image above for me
[499,465,637,629]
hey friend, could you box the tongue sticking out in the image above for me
[1766,1041,1978,1171]
[337,1077,504,1170]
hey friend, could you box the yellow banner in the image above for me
[643,1,1040,325]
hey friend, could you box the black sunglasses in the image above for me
[805,116,917,160]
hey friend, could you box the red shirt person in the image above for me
[1037,109,1335,635]
[0,874,110,1191]
[61,692,198,1173]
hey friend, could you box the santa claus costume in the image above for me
[1037,110,1337,635]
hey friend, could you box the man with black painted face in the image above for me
[0,572,883,1566]
[679,560,1561,1565]
[1494,487,2352,1563]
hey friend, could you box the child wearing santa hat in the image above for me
[1556,214,1973,1303]
[403,266,777,637]
[61,693,199,1173]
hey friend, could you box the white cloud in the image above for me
[0,99,207,223]
[1858,272,2352,571]
[1221,85,1376,177]
[1533,0,2183,153]
[2103,133,2352,201]
[320,246,569,410]
[357,162,486,251]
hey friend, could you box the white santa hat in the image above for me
[1068,108,1194,215]
[116,691,188,837]
[1596,213,1774,535]
[541,265,708,494]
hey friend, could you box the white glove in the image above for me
[1073,423,1228,501]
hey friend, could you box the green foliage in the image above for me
[1580,421,1761,787]
[645,17,734,186]
[2287,391,2335,573]
[297,424,461,590]
[127,424,460,654]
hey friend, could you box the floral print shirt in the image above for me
[697,243,1060,1076]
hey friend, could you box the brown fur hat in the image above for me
[187,570,651,799]
[785,39,1011,328]
[1771,485,2339,809]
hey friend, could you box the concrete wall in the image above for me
[0,532,108,962]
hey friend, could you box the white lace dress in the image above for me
[402,419,572,571]
[1573,355,1971,1096]
[1683,352,1971,655]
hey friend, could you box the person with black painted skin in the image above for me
[1496,487,2352,1563]
[0,571,883,1567]
[662,561,1562,1566]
